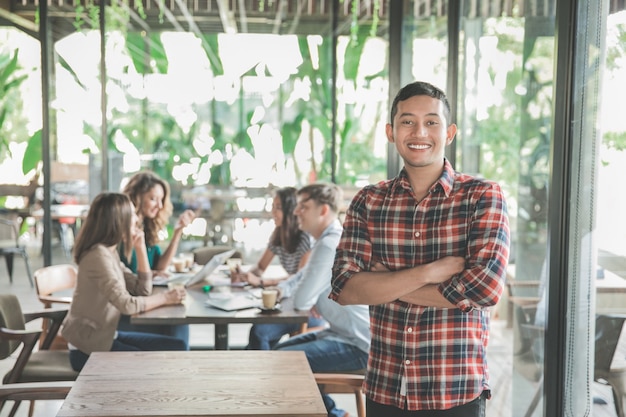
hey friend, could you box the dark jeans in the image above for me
[117,314,190,350]
[366,392,487,417]
[68,330,188,372]
[247,316,327,350]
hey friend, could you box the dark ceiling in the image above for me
[1,0,625,41]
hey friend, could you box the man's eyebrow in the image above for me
[297,196,312,204]
[398,111,441,118]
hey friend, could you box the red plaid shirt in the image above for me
[331,160,510,411]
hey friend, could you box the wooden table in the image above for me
[132,271,309,350]
[56,350,327,417]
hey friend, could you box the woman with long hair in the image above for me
[120,170,196,273]
[118,171,195,347]
[235,187,312,286]
[61,192,187,372]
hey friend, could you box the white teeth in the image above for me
[408,144,429,150]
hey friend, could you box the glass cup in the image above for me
[168,281,187,305]
[172,257,185,273]
[261,288,278,309]
[181,253,195,270]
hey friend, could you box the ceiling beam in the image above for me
[216,0,237,33]
[237,0,247,33]
[0,7,38,38]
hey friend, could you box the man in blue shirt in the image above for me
[275,183,370,417]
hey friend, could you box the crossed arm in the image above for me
[334,256,464,307]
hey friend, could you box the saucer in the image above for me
[259,304,281,314]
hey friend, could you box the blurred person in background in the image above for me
[62,192,187,372]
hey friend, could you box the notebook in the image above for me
[154,249,237,288]
[204,294,262,311]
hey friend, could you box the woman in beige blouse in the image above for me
[61,192,188,372]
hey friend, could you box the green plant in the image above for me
[0,50,28,160]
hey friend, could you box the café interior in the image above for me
[1,0,626,416]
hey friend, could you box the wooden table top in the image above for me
[132,275,310,327]
[56,350,327,417]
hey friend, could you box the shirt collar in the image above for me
[392,158,456,198]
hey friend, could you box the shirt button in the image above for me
[405,360,411,365]
[414,231,420,237]
[407,327,413,333]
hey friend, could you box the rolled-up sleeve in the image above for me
[439,184,510,311]
[331,189,372,301]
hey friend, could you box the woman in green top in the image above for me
[120,171,196,274]
[117,170,196,348]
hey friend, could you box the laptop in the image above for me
[154,249,237,288]
[204,294,262,311]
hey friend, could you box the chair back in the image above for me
[595,314,626,374]
[315,370,366,417]
[0,218,20,248]
[0,294,26,360]
[34,264,77,308]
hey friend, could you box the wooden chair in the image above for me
[0,218,33,287]
[505,276,541,328]
[34,264,77,309]
[315,370,366,417]
[33,264,77,350]
[0,294,79,417]
[0,381,72,408]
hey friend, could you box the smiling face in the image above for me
[138,184,165,220]
[386,94,457,170]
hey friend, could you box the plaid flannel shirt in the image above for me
[331,160,510,411]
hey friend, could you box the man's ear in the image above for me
[385,123,394,143]
[446,124,457,145]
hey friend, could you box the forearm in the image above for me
[156,228,184,270]
[142,292,169,312]
[337,268,429,305]
[336,256,465,306]
[134,242,151,274]
[399,284,456,308]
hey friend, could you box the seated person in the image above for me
[61,192,188,372]
[117,171,196,348]
[234,187,325,350]
[235,187,312,285]
[274,183,370,417]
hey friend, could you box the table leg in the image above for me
[214,324,229,350]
